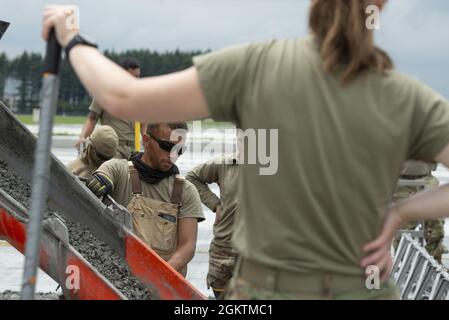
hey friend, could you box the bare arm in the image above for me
[361,142,449,277]
[70,47,210,123]
[75,111,98,150]
[167,218,198,273]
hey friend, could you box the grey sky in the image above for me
[1,0,448,97]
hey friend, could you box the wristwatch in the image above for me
[65,33,98,57]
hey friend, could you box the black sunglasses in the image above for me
[147,133,186,156]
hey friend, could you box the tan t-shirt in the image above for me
[186,154,239,249]
[193,37,449,276]
[89,99,135,146]
[96,159,205,222]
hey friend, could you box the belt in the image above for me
[119,140,134,147]
[237,258,368,296]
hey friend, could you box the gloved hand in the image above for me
[75,137,87,152]
[87,172,113,197]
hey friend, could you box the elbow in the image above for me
[185,173,196,185]
[102,81,137,120]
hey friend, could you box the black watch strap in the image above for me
[65,34,98,57]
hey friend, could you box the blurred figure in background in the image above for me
[187,154,239,299]
[75,57,140,159]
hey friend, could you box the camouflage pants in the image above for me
[225,277,400,300]
[207,243,238,299]
[393,219,447,263]
[393,176,447,263]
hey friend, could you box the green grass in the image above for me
[16,114,87,125]
[15,114,234,128]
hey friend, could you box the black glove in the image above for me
[87,172,113,197]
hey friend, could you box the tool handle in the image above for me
[43,28,62,75]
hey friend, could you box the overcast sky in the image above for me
[1,0,448,97]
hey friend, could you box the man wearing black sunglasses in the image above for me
[146,132,187,157]
[88,123,204,277]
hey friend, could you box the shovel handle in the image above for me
[43,28,62,75]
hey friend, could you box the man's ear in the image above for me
[141,123,148,137]
[142,133,150,144]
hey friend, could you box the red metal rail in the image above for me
[0,195,125,300]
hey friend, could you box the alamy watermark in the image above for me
[366,4,381,30]
[169,121,279,176]
[64,5,80,32]
[65,265,80,291]
[365,265,381,290]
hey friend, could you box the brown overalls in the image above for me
[126,162,187,276]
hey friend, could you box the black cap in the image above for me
[0,20,10,40]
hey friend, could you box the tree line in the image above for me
[0,49,205,115]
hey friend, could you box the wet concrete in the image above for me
[0,161,150,300]
[62,217,151,299]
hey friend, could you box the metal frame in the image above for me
[392,234,449,300]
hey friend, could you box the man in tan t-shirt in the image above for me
[76,57,140,160]
[186,154,239,299]
[87,122,204,276]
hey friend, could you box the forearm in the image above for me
[186,175,220,211]
[167,243,195,272]
[395,184,449,222]
[69,46,209,123]
[80,117,96,139]
[198,186,221,212]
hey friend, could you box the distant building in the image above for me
[3,77,20,112]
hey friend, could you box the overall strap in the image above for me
[128,161,142,195]
[171,174,185,206]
